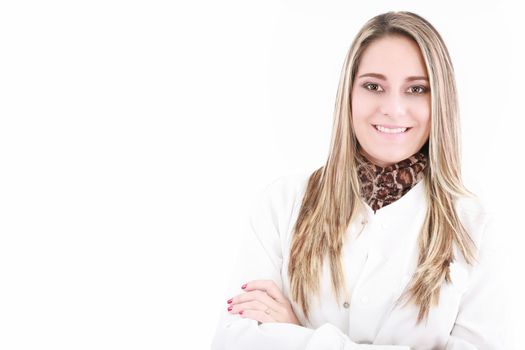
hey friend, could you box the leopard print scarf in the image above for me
[356,151,427,213]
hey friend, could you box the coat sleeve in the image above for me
[210,175,410,350]
[445,213,509,349]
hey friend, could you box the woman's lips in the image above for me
[372,124,412,135]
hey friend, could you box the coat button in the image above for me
[343,301,350,308]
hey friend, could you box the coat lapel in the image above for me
[367,179,428,342]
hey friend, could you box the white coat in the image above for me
[211,170,507,349]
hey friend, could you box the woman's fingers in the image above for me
[242,280,285,303]
[234,289,279,306]
[239,309,275,323]
[228,299,277,321]
[226,280,301,325]
[232,290,283,312]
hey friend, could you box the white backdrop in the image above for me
[0,0,523,349]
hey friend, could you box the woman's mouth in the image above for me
[373,124,412,134]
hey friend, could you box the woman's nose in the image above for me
[379,93,407,118]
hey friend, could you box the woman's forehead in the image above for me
[357,36,428,79]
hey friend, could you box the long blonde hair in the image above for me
[288,11,477,324]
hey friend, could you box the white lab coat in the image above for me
[211,170,507,349]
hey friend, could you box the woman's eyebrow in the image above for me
[358,73,429,82]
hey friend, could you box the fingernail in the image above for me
[227,298,233,304]
[241,283,247,289]
[227,306,233,311]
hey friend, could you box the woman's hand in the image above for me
[227,279,302,326]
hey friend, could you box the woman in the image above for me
[211,11,505,349]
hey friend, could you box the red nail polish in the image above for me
[241,283,247,289]
[239,311,244,315]
[227,306,233,311]
[227,298,233,304]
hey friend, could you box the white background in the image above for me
[0,0,523,349]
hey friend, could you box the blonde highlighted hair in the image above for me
[288,11,477,324]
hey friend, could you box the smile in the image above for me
[373,124,411,134]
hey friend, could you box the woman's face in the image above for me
[351,35,431,167]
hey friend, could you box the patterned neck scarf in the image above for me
[356,151,428,213]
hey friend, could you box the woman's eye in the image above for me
[363,83,382,92]
[409,86,428,94]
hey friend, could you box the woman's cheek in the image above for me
[352,91,379,116]
[413,96,431,120]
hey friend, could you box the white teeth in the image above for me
[375,125,408,134]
